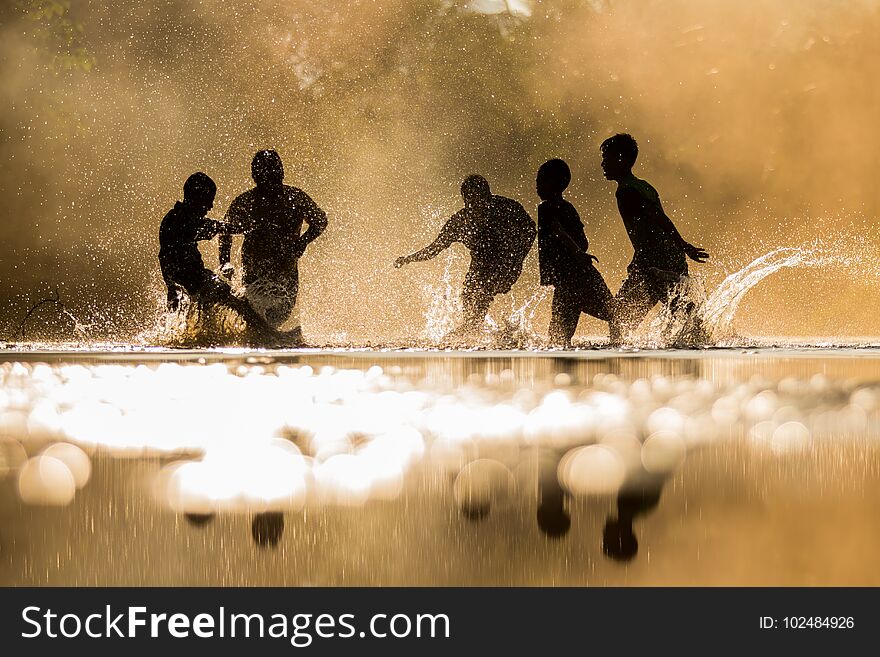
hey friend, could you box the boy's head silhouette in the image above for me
[536,158,571,201]
[600,133,638,181]
[461,174,491,213]
[252,149,284,190]
[183,172,216,214]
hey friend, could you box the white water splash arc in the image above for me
[702,247,818,340]
[639,246,837,347]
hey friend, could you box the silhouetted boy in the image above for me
[537,158,615,347]
[600,134,708,339]
[158,172,277,338]
[395,174,536,338]
[219,150,327,338]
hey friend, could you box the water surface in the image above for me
[2,348,879,585]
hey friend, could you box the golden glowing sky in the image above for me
[2,0,880,342]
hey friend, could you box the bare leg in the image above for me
[198,276,277,337]
[574,266,617,344]
[219,294,276,334]
[614,271,659,338]
[549,286,582,348]
[457,282,493,335]
[163,274,182,312]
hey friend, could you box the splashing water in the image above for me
[110,241,880,350]
[138,295,247,348]
[640,274,709,349]
[637,245,874,348]
[422,254,463,344]
[497,287,550,349]
[703,248,813,341]
[244,277,299,331]
[421,252,551,349]
[418,245,861,351]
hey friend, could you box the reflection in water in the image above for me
[3,351,880,584]
[184,510,284,550]
[184,512,215,528]
[453,459,516,521]
[252,512,285,549]
[603,474,666,562]
[537,460,570,539]
[530,448,667,556]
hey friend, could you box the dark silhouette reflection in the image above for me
[158,172,280,340]
[395,175,536,340]
[460,505,490,522]
[537,468,570,538]
[219,150,327,342]
[183,512,216,528]
[182,511,284,548]
[536,159,615,348]
[602,474,666,562]
[252,511,285,548]
[600,134,709,340]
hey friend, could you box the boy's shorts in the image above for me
[554,264,614,322]
[569,263,614,319]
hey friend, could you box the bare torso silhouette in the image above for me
[439,194,535,294]
[158,201,226,295]
[615,175,687,275]
[224,185,327,286]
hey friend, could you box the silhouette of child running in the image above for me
[219,150,327,339]
[600,134,709,340]
[158,172,278,340]
[395,174,536,339]
[537,158,615,347]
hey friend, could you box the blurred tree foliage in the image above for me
[17,0,96,72]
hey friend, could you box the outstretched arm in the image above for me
[394,216,460,268]
[194,218,229,242]
[193,218,238,279]
[656,210,709,263]
[217,202,251,278]
[218,233,234,278]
